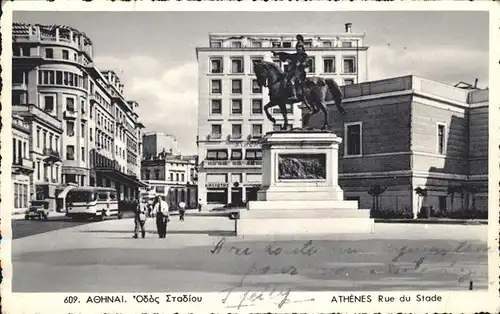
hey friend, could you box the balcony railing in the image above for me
[64,110,77,119]
[203,159,262,167]
[43,148,62,164]
[12,158,34,173]
[12,82,28,91]
[12,104,62,130]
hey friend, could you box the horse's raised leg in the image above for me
[264,101,276,124]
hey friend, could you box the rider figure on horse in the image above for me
[272,34,308,102]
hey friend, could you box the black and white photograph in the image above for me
[1,2,499,313]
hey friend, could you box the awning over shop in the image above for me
[96,168,148,188]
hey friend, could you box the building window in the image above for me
[62,50,69,60]
[252,80,262,93]
[344,122,362,156]
[90,128,93,142]
[282,41,292,48]
[231,41,242,48]
[211,124,222,139]
[342,41,353,48]
[81,147,85,161]
[252,124,263,138]
[211,41,222,48]
[231,79,242,94]
[81,123,85,137]
[81,100,85,114]
[67,121,75,137]
[66,97,75,112]
[43,132,47,149]
[206,149,228,160]
[231,58,244,73]
[251,41,262,48]
[36,128,41,148]
[181,173,185,182]
[272,42,281,48]
[272,57,282,70]
[273,103,293,114]
[169,173,174,181]
[231,99,242,115]
[176,173,180,181]
[55,136,59,151]
[44,96,54,112]
[306,57,315,73]
[252,99,263,114]
[273,124,282,131]
[231,149,243,160]
[66,145,75,160]
[45,48,53,59]
[343,57,356,73]
[323,58,335,73]
[56,71,63,85]
[250,57,263,73]
[211,79,221,94]
[304,41,312,48]
[231,124,242,139]
[323,41,332,47]
[210,57,223,74]
[37,160,41,180]
[246,149,262,160]
[211,99,222,115]
[344,79,354,86]
[154,170,160,180]
[437,123,446,155]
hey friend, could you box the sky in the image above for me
[14,11,489,155]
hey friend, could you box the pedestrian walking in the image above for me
[178,201,186,221]
[153,196,169,238]
[198,199,202,212]
[133,197,147,239]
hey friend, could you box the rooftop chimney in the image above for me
[345,23,352,33]
[474,78,478,88]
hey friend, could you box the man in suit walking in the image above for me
[153,196,170,238]
[133,197,147,239]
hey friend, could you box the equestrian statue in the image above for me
[253,34,346,130]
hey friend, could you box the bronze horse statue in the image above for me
[253,60,345,130]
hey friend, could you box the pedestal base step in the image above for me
[242,208,370,219]
[248,200,359,210]
[237,218,375,235]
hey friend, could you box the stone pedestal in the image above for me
[239,130,374,235]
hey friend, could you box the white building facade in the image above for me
[196,26,369,207]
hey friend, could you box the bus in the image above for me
[66,187,122,220]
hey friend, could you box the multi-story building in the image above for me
[196,25,369,206]
[12,22,146,207]
[141,152,197,208]
[307,75,489,216]
[142,132,179,159]
[12,115,35,212]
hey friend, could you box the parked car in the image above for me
[25,200,51,220]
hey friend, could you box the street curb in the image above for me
[374,218,488,225]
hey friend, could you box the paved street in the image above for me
[11,217,489,292]
[10,211,136,239]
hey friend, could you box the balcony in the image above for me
[203,159,262,168]
[12,158,34,174]
[12,104,62,130]
[43,148,62,164]
[89,94,98,104]
[64,110,78,119]
[12,82,28,91]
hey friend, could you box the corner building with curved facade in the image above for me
[12,23,145,210]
